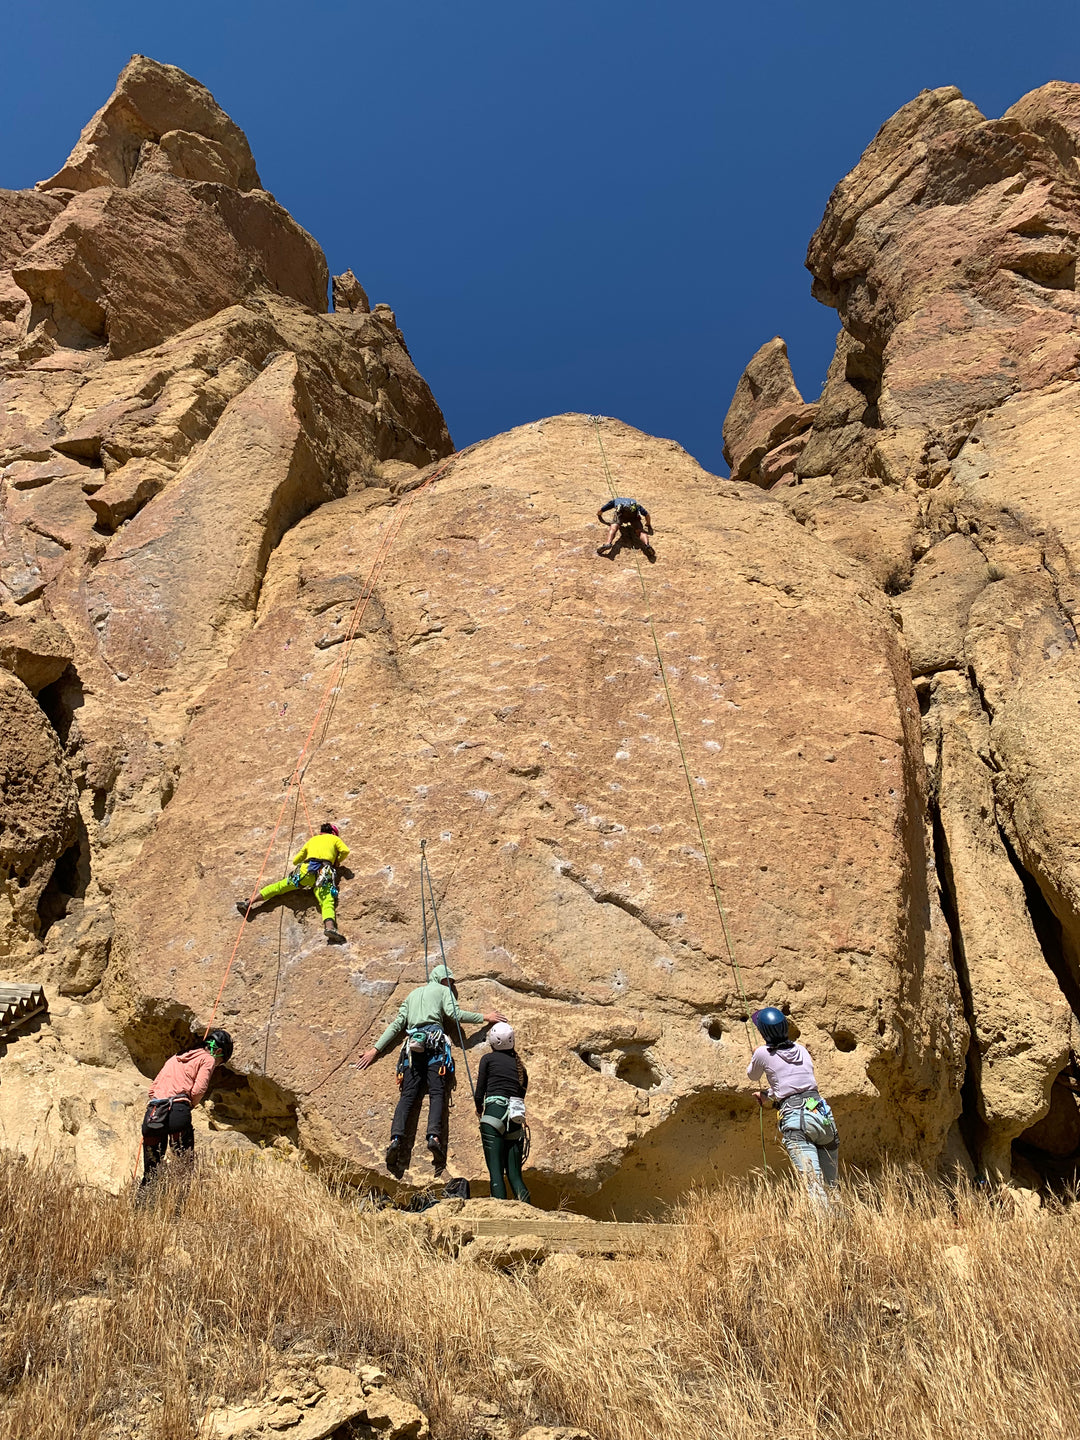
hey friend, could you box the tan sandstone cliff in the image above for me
[725,81,1080,1178]
[1,58,1075,1206]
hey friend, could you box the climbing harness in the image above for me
[142,1096,182,1133]
[409,1023,447,1056]
[783,1092,838,1147]
[479,1094,527,1134]
[591,417,768,1169]
[396,1026,454,1093]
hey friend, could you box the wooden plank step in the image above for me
[467,1218,685,1249]
[0,983,48,1039]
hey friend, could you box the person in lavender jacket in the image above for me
[747,1007,839,1205]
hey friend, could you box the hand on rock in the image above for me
[353,1048,379,1070]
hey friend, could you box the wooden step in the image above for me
[466,1217,684,1251]
[0,983,48,1038]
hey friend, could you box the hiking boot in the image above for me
[385,1135,403,1166]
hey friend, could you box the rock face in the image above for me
[722,337,817,487]
[0,51,451,1190]
[0,668,79,956]
[110,413,962,1212]
[3,58,1077,1205]
[0,56,451,973]
[41,55,261,194]
[724,80,1080,1176]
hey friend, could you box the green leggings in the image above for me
[480,1117,530,1202]
[260,869,337,921]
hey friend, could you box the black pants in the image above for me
[392,1057,447,1142]
[140,1100,194,1185]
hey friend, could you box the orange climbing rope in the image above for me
[296,777,316,841]
[202,453,461,1035]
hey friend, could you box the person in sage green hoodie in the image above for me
[354,963,506,1167]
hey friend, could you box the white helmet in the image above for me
[488,1022,515,1051]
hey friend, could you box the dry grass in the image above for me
[1,1153,1079,1440]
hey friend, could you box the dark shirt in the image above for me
[475,1050,529,1114]
[600,497,648,522]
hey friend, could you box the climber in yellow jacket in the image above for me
[237,823,350,945]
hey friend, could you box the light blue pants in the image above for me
[779,1122,839,1207]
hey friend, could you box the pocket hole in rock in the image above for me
[615,1050,662,1091]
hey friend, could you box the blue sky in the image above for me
[3,2,1078,472]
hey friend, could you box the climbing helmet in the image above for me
[488,1022,515,1050]
[751,1007,789,1045]
[206,1028,234,1063]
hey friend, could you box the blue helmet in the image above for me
[751,1007,789,1045]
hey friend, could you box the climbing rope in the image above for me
[307,841,479,1110]
[591,417,767,1166]
[296,777,316,840]
[420,838,477,1099]
[305,841,469,1101]
[203,452,461,1037]
[261,777,307,1075]
[420,839,432,983]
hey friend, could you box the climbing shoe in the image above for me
[426,1135,446,1166]
[325,927,347,945]
[385,1135,403,1166]
[236,899,253,916]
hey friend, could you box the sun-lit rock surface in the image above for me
[724,80,1080,1174]
[110,413,963,1213]
[4,59,1078,1204]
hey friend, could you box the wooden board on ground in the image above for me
[467,1218,684,1252]
[0,984,48,1039]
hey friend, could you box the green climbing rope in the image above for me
[592,417,768,1166]
[420,839,477,1100]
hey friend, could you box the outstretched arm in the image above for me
[441,992,506,1031]
[354,1000,408,1069]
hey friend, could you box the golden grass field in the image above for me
[1,1153,1077,1440]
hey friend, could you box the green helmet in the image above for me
[430,963,455,983]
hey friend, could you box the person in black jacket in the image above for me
[475,1022,530,1202]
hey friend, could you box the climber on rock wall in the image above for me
[747,1008,839,1208]
[237,822,350,945]
[597,496,654,558]
[139,1028,233,1193]
[475,1021,531,1203]
[354,963,506,1170]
